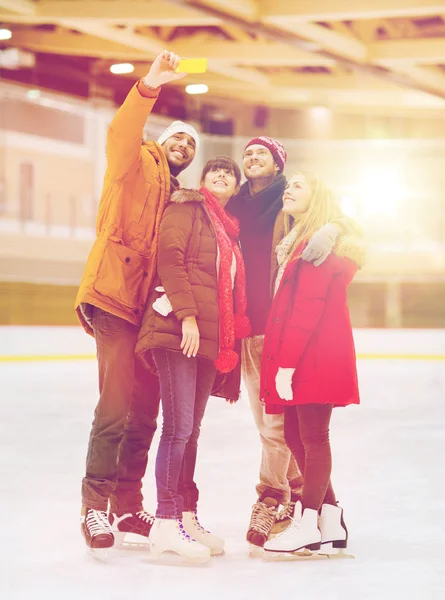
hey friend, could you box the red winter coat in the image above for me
[260,242,360,414]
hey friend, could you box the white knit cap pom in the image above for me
[157,120,200,150]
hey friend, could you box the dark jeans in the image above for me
[151,348,216,519]
[284,404,337,511]
[82,308,160,513]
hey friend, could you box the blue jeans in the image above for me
[151,348,217,519]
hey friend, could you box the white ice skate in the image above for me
[182,511,225,555]
[317,503,355,560]
[81,507,114,562]
[148,517,211,564]
[263,501,321,560]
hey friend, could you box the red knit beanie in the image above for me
[245,136,287,172]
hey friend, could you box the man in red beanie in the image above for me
[226,135,357,548]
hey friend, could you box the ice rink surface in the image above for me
[1,328,444,600]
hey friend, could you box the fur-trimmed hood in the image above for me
[334,234,367,270]
[170,188,204,204]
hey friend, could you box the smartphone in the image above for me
[176,58,208,74]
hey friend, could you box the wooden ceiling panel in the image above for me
[1,0,445,110]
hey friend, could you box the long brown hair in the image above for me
[284,171,344,259]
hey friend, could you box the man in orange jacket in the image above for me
[75,50,200,555]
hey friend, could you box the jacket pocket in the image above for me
[94,236,145,310]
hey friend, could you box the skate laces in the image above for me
[191,512,210,534]
[178,518,195,542]
[249,502,277,537]
[136,511,155,525]
[86,509,112,537]
[276,501,296,522]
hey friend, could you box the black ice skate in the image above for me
[81,507,114,561]
[109,511,155,548]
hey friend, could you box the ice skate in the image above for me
[317,503,355,559]
[81,507,114,562]
[109,510,155,549]
[263,501,321,560]
[148,518,211,564]
[246,496,279,550]
[182,511,224,555]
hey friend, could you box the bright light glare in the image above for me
[357,169,404,218]
[185,84,209,95]
[110,63,134,75]
[0,29,12,41]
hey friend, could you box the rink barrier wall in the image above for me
[0,327,444,362]
[1,281,445,329]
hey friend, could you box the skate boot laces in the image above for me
[86,509,113,537]
[250,502,277,537]
[178,518,197,542]
[191,511,210,534]
[136,511,155,525]
[276,501,296,522]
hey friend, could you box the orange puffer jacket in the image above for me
[75,83,171,335]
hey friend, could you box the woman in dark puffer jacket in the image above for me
[140,156,250,563]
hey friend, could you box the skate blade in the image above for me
[113,531,149,550]
[88,548,109,563]
[318,548,355,560]
[248,544,264,558]
[264,547,326,561]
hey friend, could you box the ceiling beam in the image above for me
[58,19,268,87]
[194,0,259,22]
[260,0,445,22]
[387,64,445,96]
[370,38,445,65]
[0,0,35,15]
[274,22,368,61]
[169,0,445,100]
[172,39,335,66]
[26,1,220,25]
[2,29,151,60]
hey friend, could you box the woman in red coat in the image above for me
[261,171,364,558]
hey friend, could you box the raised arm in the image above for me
[106,50,186,180]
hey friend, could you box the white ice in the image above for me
[1,328,444,600]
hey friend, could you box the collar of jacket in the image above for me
[170,188,205,204]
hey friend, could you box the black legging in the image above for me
[284,404,337,511]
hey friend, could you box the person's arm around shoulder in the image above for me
[302,215,364,267]
[107,50,186,180]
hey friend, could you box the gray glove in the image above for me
[302,223,340,267]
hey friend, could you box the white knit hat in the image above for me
[157,120,200,150]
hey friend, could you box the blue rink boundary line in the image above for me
[0,353,444,362]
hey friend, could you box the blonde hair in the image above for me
[284,171,343,260]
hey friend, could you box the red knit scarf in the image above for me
[200,187,251,373]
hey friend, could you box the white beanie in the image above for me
[157,120,200,150]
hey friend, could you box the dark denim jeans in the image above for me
[151,348,217,519]
[284,404,337,511]
[82,308,160,513]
